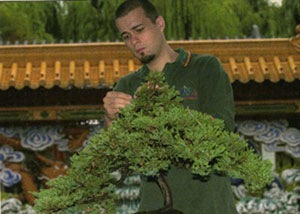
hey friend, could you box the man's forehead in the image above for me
[116,9,149,32]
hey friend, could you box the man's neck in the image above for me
[146,46,178,72]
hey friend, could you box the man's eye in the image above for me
[122,35,129,40]
[136,27,144,32]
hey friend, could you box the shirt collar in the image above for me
[177,48,191,67]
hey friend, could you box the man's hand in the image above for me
[103,91,132,128]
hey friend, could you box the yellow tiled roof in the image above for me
[0,38,299,90]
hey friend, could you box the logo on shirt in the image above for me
[179,86,198,100]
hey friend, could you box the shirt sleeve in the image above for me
[113,74,137,96]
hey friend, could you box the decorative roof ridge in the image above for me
[290,24,300,52]
[0,36,299,90]
[0,38,293,48]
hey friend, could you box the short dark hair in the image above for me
[115,0,159,23]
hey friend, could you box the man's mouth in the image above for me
[136,48,145,54]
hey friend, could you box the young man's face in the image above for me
[116,7,165,64]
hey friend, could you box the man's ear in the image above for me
[156,16,165,31]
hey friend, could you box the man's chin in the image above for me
[140,54,155,64]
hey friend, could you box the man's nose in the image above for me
[131,34,140,45]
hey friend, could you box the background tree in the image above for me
[234,0,269,37]
[0,3,31,42]
[280,0,300,36]
[44,1,64,41]
[0,2,54,42]
[153,0,243,40]
[89,0,123,41]
[59,1,99,42]
[0,0,299,43]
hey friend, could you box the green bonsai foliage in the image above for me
[34,71,273,213]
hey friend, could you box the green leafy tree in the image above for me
[89,0,123,41]
[34,71,273,214]
[0,2,54,42]
[152,0,243,39]
[0,3,32,42]
[261,0,300,38]
[231,0,266,37]
[59,1,99,42]
[280,0,300,36]
[88,0,266,40]
[43,1,64,41]
[1,0,299,42]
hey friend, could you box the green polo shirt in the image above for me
[114,48,237,213]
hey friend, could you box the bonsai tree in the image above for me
[34,71,273,213]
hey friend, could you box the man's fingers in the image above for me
[107,91,132,99]
[103,91,133,121]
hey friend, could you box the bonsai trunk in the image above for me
[156,173,173,210]
[136,172,183,214]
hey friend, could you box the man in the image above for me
[103,0,237,213]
